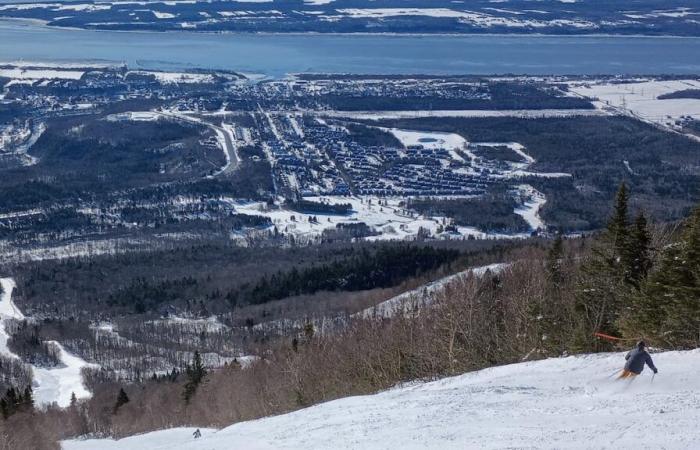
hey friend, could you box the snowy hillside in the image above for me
[0,277,96,407]
[63,349,700,449]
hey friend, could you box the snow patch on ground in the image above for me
[338,8,483,19]
[63,349,700,449]
[153,11,177,19]
[104,111,163,122]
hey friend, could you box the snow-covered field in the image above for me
[0,277,96,407]
[334,8,597,29]
[232,195,530,241]
[0,67,85,81]
[104,111,162,122]
[233,196,454,241]
[568,79,700,130]
[129,71,215,85]
[63,349,700,449]
[386,128,466,152]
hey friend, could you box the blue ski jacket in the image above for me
[624,347,657,374]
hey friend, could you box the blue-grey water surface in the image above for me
[1,19,699,76]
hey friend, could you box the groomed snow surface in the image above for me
[0,277,24,357]
[63,349,700,449]
[0,277,96,407]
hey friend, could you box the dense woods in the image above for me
[227,245,460,306]
[407,194,530,233]
[309,82,593,111]
[3,185,699,449]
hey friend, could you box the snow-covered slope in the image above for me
[356,262,508,319]
[0,277,25,356]
[1,277,96,407]
[63,349,700,449]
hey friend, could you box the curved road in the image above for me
[155,110,240,178]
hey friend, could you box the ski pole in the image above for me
[607,368,622,379]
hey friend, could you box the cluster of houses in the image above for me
[267,119,498,198]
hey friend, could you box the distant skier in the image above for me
[619,340,658,379]
[193,429,202,439]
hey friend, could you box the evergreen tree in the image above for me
[547,234,565,286]
[526,233,573,356]
[0,388,20,419]
[574,183,635,351]
[183,351,207,403]
[113,388,129,414]
[21,386,33,412]
[625,212,652,287]
[624,207,700,347]
[70,392,77,409]
[608,182,630,258]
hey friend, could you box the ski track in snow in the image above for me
[0,277,96,407]
[33,341,97,407]
[514,184,547,231]
[0,277,24,358]
[63,349,700,449]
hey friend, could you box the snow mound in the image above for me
[63,349,700,449]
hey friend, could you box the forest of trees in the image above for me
[2,184,699,449]
[407,194,531,234]
[285,199,353,215]
[226,245,460,306]
[305,82,593,111]
[658,89,700,100]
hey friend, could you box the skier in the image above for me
[618,340,658,379]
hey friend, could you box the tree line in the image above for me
[3,184,699,448]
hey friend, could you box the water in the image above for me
[1,19,699,76]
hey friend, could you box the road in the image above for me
[154,110,240,178]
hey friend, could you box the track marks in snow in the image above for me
[63,350,700,449]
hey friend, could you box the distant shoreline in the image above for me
[1,17,699,39]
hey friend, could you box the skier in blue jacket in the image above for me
[619,340,657,379]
